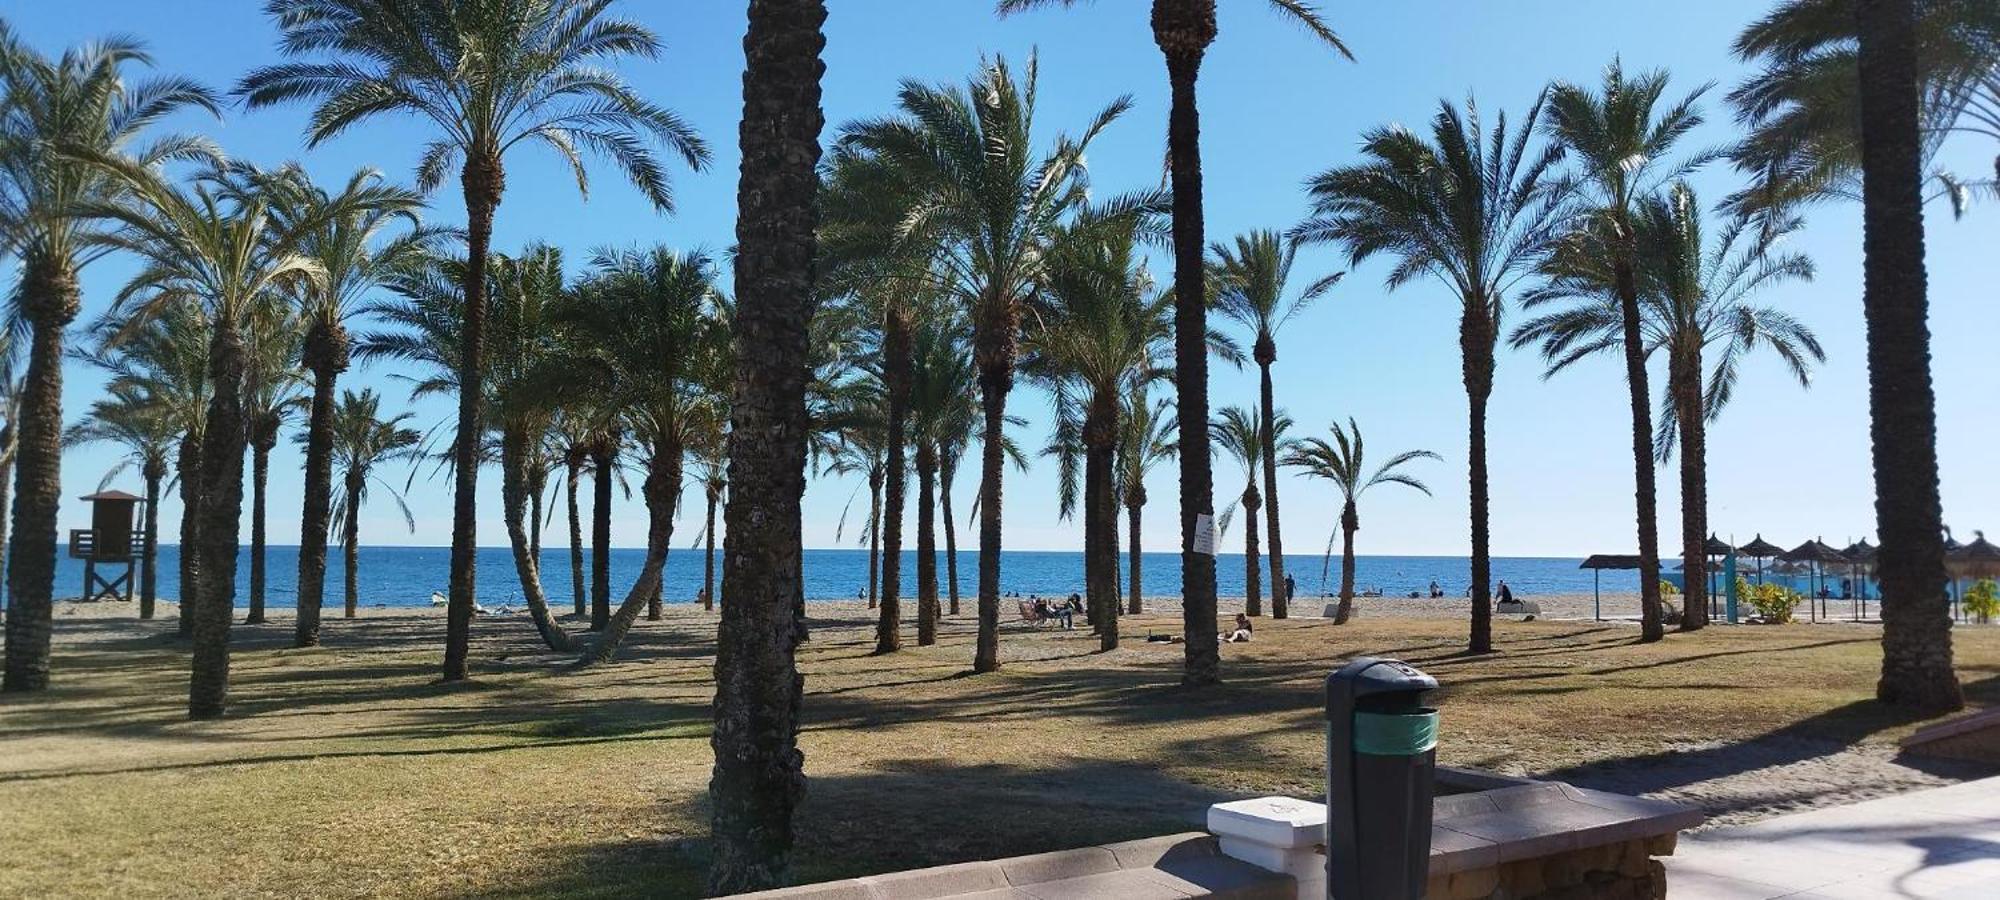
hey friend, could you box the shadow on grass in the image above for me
[448,758,1227,900]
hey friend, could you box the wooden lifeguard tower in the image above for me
[69,489,141,602]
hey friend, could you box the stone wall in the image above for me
[1422,834,1675,900]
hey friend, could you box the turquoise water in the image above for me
[39,545,1610,609]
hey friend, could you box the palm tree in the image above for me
[1117,391,1177,614]
[561,245,720,662]
[688,399,729,613]
[320,389,420,619]
[549,412,594,618]
[1727,0,2000,222]
[241,0,710,683]
[908,318,975,645]
[1286,420,1438,624]
[84,162,327,719]
[1544,62,1715,643]
[1733,0,1971,710]
[1295,94,1566,654]
[1208,230,1339,618]
[821,389,887,610]
[1024,208,1176,649]
[242,303,304,625]
[257,165,432,648]
[707,1,824,891]
[488,246,578,650]
[1513,182,1822,631]
[839,53,1130,672]
[1212,405,1292,619]
[82,306,209,632]
[64,386,174,619]
[0,334,22,612]
[1000,0,1350,688]
[0,26,217,692]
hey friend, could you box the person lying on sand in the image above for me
[1219,613,1253,644]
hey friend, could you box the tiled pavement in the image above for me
[1666,776,2000,898]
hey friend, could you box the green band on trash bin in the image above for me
[1352,709,1438,755]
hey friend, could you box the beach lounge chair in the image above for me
[1016,600,1053,628]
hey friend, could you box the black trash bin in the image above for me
[1324,656,1438,900]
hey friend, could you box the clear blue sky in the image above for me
[10,1,1997,559]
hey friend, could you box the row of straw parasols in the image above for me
[1722,530,2000,622]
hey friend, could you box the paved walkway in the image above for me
[1667,775,2000,898]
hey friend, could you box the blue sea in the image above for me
[37,545,1609,609]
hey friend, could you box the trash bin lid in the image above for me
[1325,657,1438,716]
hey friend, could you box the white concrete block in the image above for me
[1208,796,1328,850]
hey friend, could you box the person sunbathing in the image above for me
[1220,613,1253,644]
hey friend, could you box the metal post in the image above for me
[1593,569,1601,622]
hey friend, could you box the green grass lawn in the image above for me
[2,607,1995,898]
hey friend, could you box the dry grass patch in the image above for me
[1,607,1995,898]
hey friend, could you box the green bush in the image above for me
[1744,580,1802,624]
[1660,579,1680,597]
[1967,579,1998,624]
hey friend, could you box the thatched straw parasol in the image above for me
[1783,539,1846,621]
[1738,535,1784,583]
[1948,531,2000,579]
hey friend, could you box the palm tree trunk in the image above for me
[973,358,1010,673]
[1673,353,1708,631]
[1159,10,1221,685]
[0,427,14,617]
[343,468,361,619]
[1857,0,1960,711]
[176,434,201,638]
[190,321,248,719]
[567,457,585,617]
[1085,392,1118,650]
[245,436,272,624]
[1462,307,1494,653]
[1242,485,1262,618]
[1613,244,1665,643]
[1257,354,1288,619]
[442,151,504,683]
[1127,496,1145,615]
[590,440,613,631]
[529,476,543,562]
[942,455,962,616]
[706,2,823,887]
[141,467,161,620]
[704,485,719,611]
[916,442,939,646]
[294,338,342,648]
[579,442,677,663]
[866,468,881,609]
[877,307,912,654]
[1336,500,1358,624]
[501,428,572,651]
[0,257,76,693]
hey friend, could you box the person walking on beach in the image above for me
[1284,574,1296,606]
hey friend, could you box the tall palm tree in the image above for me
[241,0,710,682]
[0,26,217,692]
[1208,230,1339,618]
[1733,0,1974,710]
[1513,182,1822,631]
[321,389,420,619]
[688,397,729,613]
[821,390,887,609]
[0,334,22,613]
[839,53,1129,672]
[488,246,578,650]
[549,411,594,617]
[242,302,304,625]
[908,317,974,645]
[561,245,720,662]
[999,0,1348,686]
[256,165,433,648]
[1117,391,1177,614]
[707,1,825,890]
[1295,94,1566,654]
[1727,0,2000,223]
[1023,207,1185,647]
[1212,405,1292,619]
[64,386,174,619]
[1286,419,1439,623]
[82,305,209,632]
[1544,62,1715,643]
[84,162,327,719]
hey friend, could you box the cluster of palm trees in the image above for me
[0,0,1989,890]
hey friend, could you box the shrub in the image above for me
[1966,579,1998,624]
[1660,579,1680,597]
[1745,581,1802,624]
